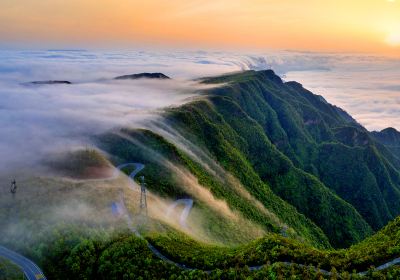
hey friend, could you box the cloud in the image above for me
[283,53,400,131]
[0,48,279,175]
[0,49,399,176]
[0,51,211,174]
[1,48,400,251]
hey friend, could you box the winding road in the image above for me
[166,199,193,228]
[0,246,46,280]
[116,163,195,270]
[116,163,145,183]
[116,162,400,276]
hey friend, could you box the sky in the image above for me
[0,0,399,55]
[1,1,400,246]
[1,2,400,171]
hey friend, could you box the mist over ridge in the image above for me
[1,49,400,175]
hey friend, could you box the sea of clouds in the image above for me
[0,49,399,173]
[282,53,400,131]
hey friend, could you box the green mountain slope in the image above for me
[97,69,400,248]
[98,127,330,248]
[199,70,400,236]
[165,96,370,248]
[94,69,400,249]
[36,214,400,279]
[146,214,400,273]
[6,69,400,279]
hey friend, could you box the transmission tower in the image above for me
[139,176,148,216]
[10,179,17,194]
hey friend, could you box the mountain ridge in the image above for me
[114,72,170,80]
[6,69,400,279]
[99,69,400,248]
[196,70,400,234]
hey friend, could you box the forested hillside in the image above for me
[6,70,400,279]
[98,69,400,249]
[33,214,400,279]
[194,70,400,242]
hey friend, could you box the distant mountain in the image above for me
[24,80,72,85]
[372,127,400,159]
[373,127,400,144]
[114,72,170,80]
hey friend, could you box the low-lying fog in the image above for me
[1,50,399,172]
[0,49,269,247]
[1,49,398,249]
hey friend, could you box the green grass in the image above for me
[44,148,113,179]
[0,257,23,280]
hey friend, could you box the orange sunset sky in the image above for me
[0,0,399,55]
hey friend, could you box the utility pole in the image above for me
[139,176,148,216]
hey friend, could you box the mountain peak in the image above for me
[285,81,303,89]
[114,72,170,80]
[24,80,72,85]
[257,69,283,84]
[381,127,399,134]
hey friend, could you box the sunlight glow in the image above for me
[386,33,400,46]
[0,0,399,54]
[385,24,400,46]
